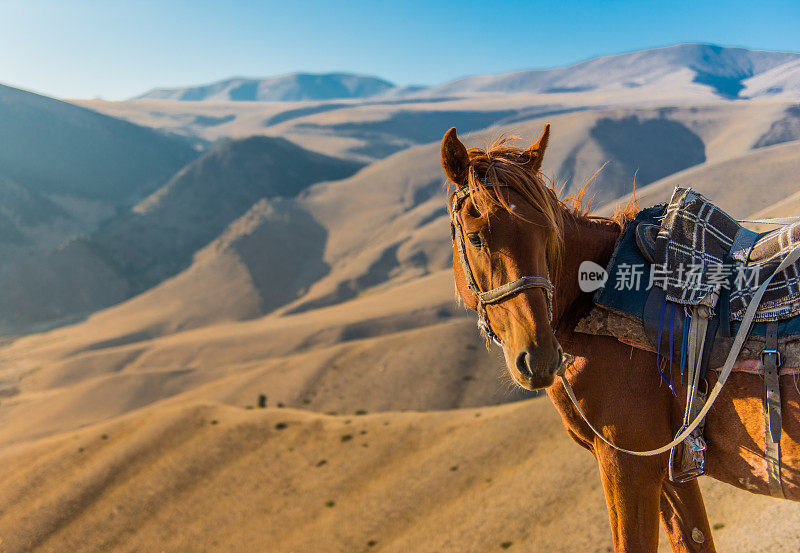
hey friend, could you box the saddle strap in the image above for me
[763,321,785,498]
[738,216,800,225]
[557,239,800,457]
[668,302,711,482]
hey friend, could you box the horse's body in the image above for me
[441,126,800,552]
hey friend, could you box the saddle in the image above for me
[580,187,800,493]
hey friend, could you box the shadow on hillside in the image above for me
[560,115,706,204]
[754,105,800,148]
[295,110,517,159]
[263,97,460,127]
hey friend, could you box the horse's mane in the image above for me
[451,135,638,276]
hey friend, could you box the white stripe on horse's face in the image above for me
[509,203,517,212]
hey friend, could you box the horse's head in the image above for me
[442,125,566,390]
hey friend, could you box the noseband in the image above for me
[450,186,554,346]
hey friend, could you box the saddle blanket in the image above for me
[575,307,800,375]
[655,188,800,322]
[582,187,800,374]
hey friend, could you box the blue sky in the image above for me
[2,0,799,100]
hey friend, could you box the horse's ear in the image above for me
[441,127,469,187]
[523,123,550,173]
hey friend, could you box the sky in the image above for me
[2,0,800,100]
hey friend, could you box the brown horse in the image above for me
[441,125,800,552]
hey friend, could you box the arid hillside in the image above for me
[4,43,800,552]
[1,398,799,553]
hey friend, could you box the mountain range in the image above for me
[133,43,800,102]
[135,72,400,102]
[3,42,800,551]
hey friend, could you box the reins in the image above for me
[557,241,800,456]
[453,184,800,457]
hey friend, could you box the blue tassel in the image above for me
[680,312,690,386]
[668,303,676,396]
[655,297,676,395]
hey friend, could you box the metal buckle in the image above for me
[761,348,782,368]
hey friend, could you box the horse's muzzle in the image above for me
[512,344,565,390]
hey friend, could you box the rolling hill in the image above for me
[6,114,800,443]
[89,135,362,293]
[1,398,799,553]
[0,83,198,250]
[3,100,794,335]
[600,140,800,218]
[0,84,201,334]
[742,57,800,99]
[0,134,361,334]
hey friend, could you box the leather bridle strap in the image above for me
[479,276,554,305]
[450,186,554,345]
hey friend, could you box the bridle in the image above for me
[450,185,554,346]
[450,178,800,463]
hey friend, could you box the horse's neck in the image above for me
[553,210,621,323]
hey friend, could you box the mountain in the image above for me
[0,82,198,256]
[0,135,363,335]
[0,83,197,201]
[742,58,800,98]
[135,73,397,102]
[425,43,800,99]
[89,135,362,293]
[0,84,201,334]
[130,44,800,107]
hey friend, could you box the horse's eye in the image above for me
[467,233,483,247]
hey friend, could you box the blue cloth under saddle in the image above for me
[594,196,800,339]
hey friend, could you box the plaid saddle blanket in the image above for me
[585,190,800,369]
[655,187,800,323]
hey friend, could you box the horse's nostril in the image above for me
[515,350,533,378]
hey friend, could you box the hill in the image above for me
[1,399,799,553]
[89,135,362,293]
[3,102,791,336]
[742,58,800,99]
[600,140,800,217]
[0,135,360,334]
[135,72,397,102]
[4,107,800,439]
[0,84,200,334]
[0,271,537,446]
[0,83,197,202]
[0,83,197,249]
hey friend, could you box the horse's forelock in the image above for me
[463,137,565,279]
[451,135,637,283]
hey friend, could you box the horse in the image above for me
[440,125,800,552]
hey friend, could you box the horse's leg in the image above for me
[659,479,716,552]
[597,450,662,553]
